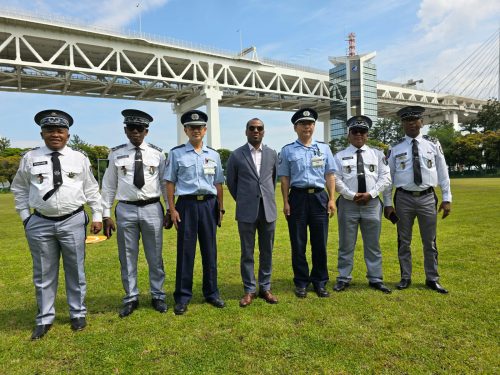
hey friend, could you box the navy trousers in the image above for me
[173,196,220,304]
[287,189,329,289]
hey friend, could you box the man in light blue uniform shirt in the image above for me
[383,106,452,294]
[278,108,336,299]
[333,116,392,294]
[164,110,226,315]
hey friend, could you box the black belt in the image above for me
[178,194,216,201]
[34,206,84,222]
[397,187,434,197]
[291,187,324,194]
[119,197,160,206]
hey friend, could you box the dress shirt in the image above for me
[277,140,335,188]
[248,143,262,175]
[101,141,167,217]
[383,134,452,205]
[334,144,391,200]
[11,145,102,221]
[163,142,224,195]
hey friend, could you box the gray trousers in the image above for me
[336,196,384,283]
[395,191,439,281]
[116,201,165,303]
[237,203,276,293]
[24,211,87,325]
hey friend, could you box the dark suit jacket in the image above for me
[226,144,278,223]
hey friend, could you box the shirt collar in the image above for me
[405,134,423,144]
[127,141,146,150]
[347,144,368,153]
[185,141,208,153]
[295,139,318,148]
[248,143,263,152]
[43,145,69,155]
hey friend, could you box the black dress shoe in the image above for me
[314,287,330,298]
[396,278,411,290]
[151,299,168,313]
[369,282,392,294]
[31,324,52,340]
[294,287,307,298]
[333,281,349,292]
[70,317,87,331]
[119,300,139,318]
[174,303,188,315]
[425,280,449,294]
[206,297,226,308]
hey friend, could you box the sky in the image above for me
[0,0,498,152]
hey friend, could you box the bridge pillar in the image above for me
[318,113,331,144]
[176,111,188,146]
[445,110,459,127]
[204,87,223,150]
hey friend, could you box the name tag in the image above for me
[342,156,353,160]
[395,152,407,159]
[311,156,324,168]
[203,166,215,175]
[33,161,48,166]
[117,155,128,159]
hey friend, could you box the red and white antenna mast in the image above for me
[347,32,356,56]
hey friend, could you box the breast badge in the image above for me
[369,165,375,172]
[121,166,127,175]
[37,174,44,184]
[149,166,155,175]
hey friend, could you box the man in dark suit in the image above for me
[226,118,279,307]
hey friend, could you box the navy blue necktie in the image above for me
[133,147,145,189]
[412,139,422,185]
[42,151,62,201]
[356,149,366,193]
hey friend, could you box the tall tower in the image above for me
[347,32,356,56]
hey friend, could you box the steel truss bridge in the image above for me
[0,9,489,148]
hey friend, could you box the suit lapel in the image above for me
[242,145,259,179]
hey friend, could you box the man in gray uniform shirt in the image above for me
[101,109,168,317]
[11,109,103,340]
[383,106,451,294]
[333,116,392,293]
[226,118,279,307]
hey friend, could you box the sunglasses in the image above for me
[126,125,147,132]
[248,126,264,132]
[186,125,206,130]
[350,129,368,135]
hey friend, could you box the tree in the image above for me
[427,121,459,167]
[461,99,500,133]
[451,133,484,171]
[0,137,11,152]
[329,137,348,154]
[0,155,21,187]
[68,134,109,180]
[482,130,500,170]
[217,148,232,174]
[370,117,404,145]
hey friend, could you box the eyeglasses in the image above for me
[248,126,264,132]
[126,125,146,132]
[350,129,368,135]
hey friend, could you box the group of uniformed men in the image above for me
[11,104,452,340]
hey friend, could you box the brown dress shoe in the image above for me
[259,290,278,304]
[239,293,257,307]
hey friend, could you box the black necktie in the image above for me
[133,147,145,189]
[42,151,62,201]
[412,139,422,185]
[356,149,366,193]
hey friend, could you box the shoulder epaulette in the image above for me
[423,135,438,144]
[207,146,217,151]
[148,143,163,152]
[171,144,186,151]
[111,143,127,151]
[317,141,326,144]
[20,146,39,156]
[391,137,405,147]
[282,142,294,148]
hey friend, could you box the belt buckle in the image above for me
[412,191,420,197]
[196,195,204,201]
[307,188,315,194]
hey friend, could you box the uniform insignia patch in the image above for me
[112,143,127,151]
[369,165,375,172]
[68,172,75,178]
[383,157,388,166]
[149,166,155,175]
[427,159,433,168]
[148,143,163,152]
[400,162,405,169]
[386,149,392,158]
[37,174,44,184]
[121,166,127,175]
[346,165,351,173]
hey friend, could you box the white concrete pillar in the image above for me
[204,87,223,149]
[445,110,459,127]
[318,113,331,144]
[176,111,188,145]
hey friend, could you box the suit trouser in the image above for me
[287,190,329,289]
[24,211,87,325]
[116,201,165,304]
[395,190,439,281]
[336,196,383,283]
[238,201,276,293]
[173,197,219,304]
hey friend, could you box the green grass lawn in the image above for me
[0,178,499,374]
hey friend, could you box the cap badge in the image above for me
[303,110,310,117]
[191,113,200,120]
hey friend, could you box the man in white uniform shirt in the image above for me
[101,109,168,317]
[383,106,451,294]
[333,116,392,293]
[11,109,103,340]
